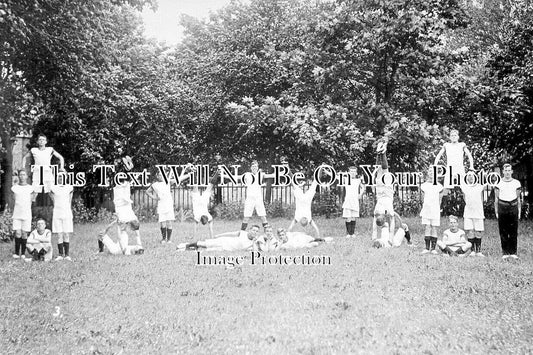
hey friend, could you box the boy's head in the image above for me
[375,214,386,227]
[264,225,273,240]
[348,166,358,178]
[37,134,47,148]
[247,225,261,240]
[17,170,28,184]
[448,215,459,231]
[155,169,165,182]
[200,215,209,225]
[502,163,513,179]
[465,171,477,186]
[119,219,140,231]
[251,160,259,174]
[36,218,47,232]
[277,228,288,243]
[449,129,459,143]
[300,217,309,227]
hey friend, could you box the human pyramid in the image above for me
[10,129,523,261]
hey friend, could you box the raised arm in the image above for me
[463,145,474,171]
[22,151,32,172]
[433,146,445,166]
[494,188,499,219]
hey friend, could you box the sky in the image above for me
[141,0,233,44]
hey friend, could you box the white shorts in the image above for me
[158,211,175,223]
[342,208,359,218]
[374,198,394,215]
[194,213,213,223]
[422,218,440,227]
[32,171,54,193]
[52,218,73,233]
[464,218,484,232]
[13,219,32,232]
[115,204,137,223]
[243,196,266,218]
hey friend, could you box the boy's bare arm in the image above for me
[52,150,66,171]
[434,147,445,166]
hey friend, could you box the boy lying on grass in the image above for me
[97,218,144,256]
[436,215,472,257]
[177,225,261,252]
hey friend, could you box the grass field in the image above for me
[1,217,532,354]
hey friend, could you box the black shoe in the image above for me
[134,248,145,255]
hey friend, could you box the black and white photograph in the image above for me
[1,0,532,353]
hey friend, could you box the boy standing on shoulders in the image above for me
[494,163,522,260]
[437,215,472,257]
[461,172,486,257]
[433,129,474,192]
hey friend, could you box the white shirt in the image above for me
[280,232,314,249]
[151,181,174,214]
[420,182,443,220]
[113,183,133,208]
[28,229,52,245]
[497,179,521,202]
[294,184,316,220]
[192,185,212,220]
[51,185,73,218]
[12,184,34,220]
[31,147,54,172]
[442,228,466,245]
[244,173,262,198]
[444,142,466,174]
[462,184,484,219]
[343,178,361,211]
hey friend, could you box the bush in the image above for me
[394,193,422,217]
[266,200,294,218]
[212,201,242,220]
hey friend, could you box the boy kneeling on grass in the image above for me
[97,218,144,255]
[437,215,472,257]
[25,218,53,262]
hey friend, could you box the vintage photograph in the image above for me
[1,0,532,353]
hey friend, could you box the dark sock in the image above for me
[32,249,40,260]
[444,246,453,254]
[404,231,411,243]
[186,242,198,250]
[58,243,64,256]
[262,222,269,230]
[14,238,21,255]
[63,242,69,256]
[350,221,356,235]
[98,240,105,252]
[345,221,351,234]
[467,239,475,252]
[20,239,27,256]
[476,238,482,253]
[424,236,431,250]
[314,238,325,242]
[166,228,172,241]
[241,223,248,231]
[430,237,438,250]
[160,227,167,240]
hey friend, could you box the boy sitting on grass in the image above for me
[436,215,472,257]
[25,218,53,262]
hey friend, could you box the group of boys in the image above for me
[11,134,72,262]
[10,129,522,260]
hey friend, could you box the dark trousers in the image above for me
[498,200,519,255]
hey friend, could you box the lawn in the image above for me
[1,217,532,354]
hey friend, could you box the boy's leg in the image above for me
[421,224,431,253]
[436,240,447,252]
[165,220,173,242]
[159,222,167,243]
[102,235,122,255]
[63,233,71,259]
[310,220,320,238]
[56,233,64,260]
[430,225,439,253]
[208,221,214,239]
[13,228,22,257]
[371,215,378,241]
[20,231,28,258]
